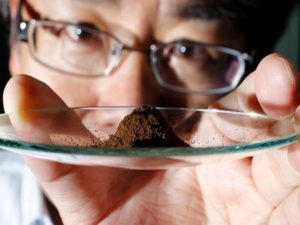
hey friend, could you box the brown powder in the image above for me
[100,106,188,148]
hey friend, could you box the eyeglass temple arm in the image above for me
[242,50,255,64]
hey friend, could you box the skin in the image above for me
[4,0,300,224]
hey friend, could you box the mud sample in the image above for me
[100,105,188,148]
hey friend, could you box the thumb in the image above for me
[2,74,96,181]
[213,53,300,119]
[3,74,96,145]
[254,53,300,119]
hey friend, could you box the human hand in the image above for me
[3,53,300,224]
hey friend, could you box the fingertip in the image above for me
[255,53,300,119]
[3,74,27,113]
[3,74,93,145]
[3,75,68,142]
[3,74,67,114]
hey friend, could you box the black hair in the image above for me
[0,0,10,32]
[0,0,297,67]
[0,0,10,54]
[0,0,10,113]
[214,0,298,67]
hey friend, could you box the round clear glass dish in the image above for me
[0,106,296,169]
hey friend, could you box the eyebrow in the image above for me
[23,0,42,20]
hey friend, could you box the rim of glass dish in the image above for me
[3,106,271,117]
[0,106,296,157]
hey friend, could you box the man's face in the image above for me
[11,0,245,108]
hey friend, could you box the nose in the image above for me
[93,51,161,106]
[85,51,162,128]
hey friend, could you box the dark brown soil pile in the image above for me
[101,106,188,148]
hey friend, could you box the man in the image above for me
[1,0,300,224]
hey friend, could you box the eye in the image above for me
[171,41,210,64]
[174,42,199,58]
[66,25,99,42]
[172,42,209,61]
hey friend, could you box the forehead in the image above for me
[28,0,220,20]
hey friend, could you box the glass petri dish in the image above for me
[0,106,296,169]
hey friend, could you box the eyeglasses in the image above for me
[18,19,253,95]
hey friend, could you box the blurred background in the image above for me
[0,3,299,113]
[275,3,300,70]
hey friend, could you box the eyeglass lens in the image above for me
[27,21,244,93]
[29,21,120,76]
[152,41,242,93]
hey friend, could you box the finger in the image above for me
[212,53,300,119]
[3,75,154,225]
[209,67,262,113]
[3,75,77,185]
[255,53,300,119]
[3,74,96,146]
[4,75,68,112]
[2,74,96,180]
[207,109,292,143]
